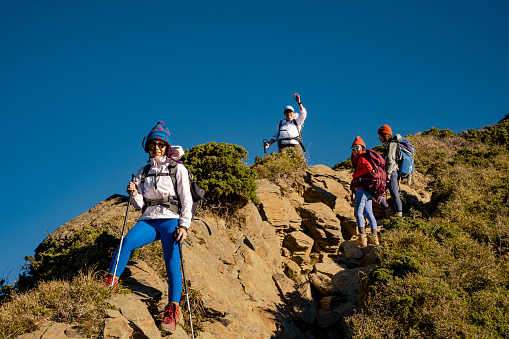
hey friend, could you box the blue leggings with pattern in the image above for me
[108,219,182,303]
[354,188,377,233]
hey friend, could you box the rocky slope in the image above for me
[18,164,430,339]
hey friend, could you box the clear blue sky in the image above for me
[1,0,508,284]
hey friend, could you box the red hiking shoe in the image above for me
[103,274,119,288]
[161,303,179,332]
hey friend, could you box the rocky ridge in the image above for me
[19,164,430,338]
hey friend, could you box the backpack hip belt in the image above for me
[143,196,180,214]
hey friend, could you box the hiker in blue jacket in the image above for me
[378,124,403,217]
[264,93,307,153]
[104,121,193,333]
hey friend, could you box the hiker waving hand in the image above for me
[264,93,307,153]
[106,121,192,333]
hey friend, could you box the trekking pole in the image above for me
[178,241,195,339]
[263,139,268,157]
[111,174,136,287]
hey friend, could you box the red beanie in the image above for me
[377,124,392,137]
[351,136,366,148]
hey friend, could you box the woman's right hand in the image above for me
[126,182,137,197]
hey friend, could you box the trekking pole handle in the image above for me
[129,174,136,197]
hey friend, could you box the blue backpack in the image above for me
[397,138,416,184]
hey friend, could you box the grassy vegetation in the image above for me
[348,120,509,338]
[0,270,113,338]
[252,148,308,191]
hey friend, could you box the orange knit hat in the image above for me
[377,124,392,137]
[351,136,366,149]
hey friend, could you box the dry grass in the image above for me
[0,270,112,338]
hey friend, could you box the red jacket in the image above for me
[352,151,373,189]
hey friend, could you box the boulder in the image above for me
[297,203,344,252]
[314,260,347,279]
[103,310,133,339]
[256,179,303,240]
[272,274,317,325]
[283,231,314,266]
[332,266,374,303]
[337,241,365,268]
[309,272,338,297]
[109,294,162,339]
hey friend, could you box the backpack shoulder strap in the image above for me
[276,120,284,140]
[168,159,178,186]
[140,164,152,184]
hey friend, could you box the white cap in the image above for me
[284,105,294,113]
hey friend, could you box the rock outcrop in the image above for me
[20,164,430,338]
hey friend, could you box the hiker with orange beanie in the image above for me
[350,136,379,247]
[378,124,403,217]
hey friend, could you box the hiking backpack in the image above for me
[139,159,206,216]
[277,119,306,152]
[397,138,416,184]
[352,149,387,196]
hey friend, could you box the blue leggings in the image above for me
[108,219,182,303]
[354,189,377,233]
[388,171,402,213]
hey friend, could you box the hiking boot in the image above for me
[394,212,403,218]
[372,234,380,246]
[103,274,119,288]
[161,303,179,332]
[360,234,368,247]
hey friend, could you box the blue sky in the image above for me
[1,0,508,284]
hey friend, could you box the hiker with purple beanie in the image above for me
[378,124,403,217]
[104,121,192,333]
[351,136,379,247]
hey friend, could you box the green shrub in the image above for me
[462,120,509,147]
[422,127,456,138]
[17,227,116,291]
[182,142,258,212]
[452,147,509,167]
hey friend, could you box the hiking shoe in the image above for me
[360,234,368,247]
[372,234,380,246]
[103,274,119,288]
[161,303,179,332]
[394,212,403,218]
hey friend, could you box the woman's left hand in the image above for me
[176,227,188,243]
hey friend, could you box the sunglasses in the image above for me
[148,141,167,149]
[351,145,361,151]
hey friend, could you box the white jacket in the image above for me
[272,107,307,145]
[130,156,193,228]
